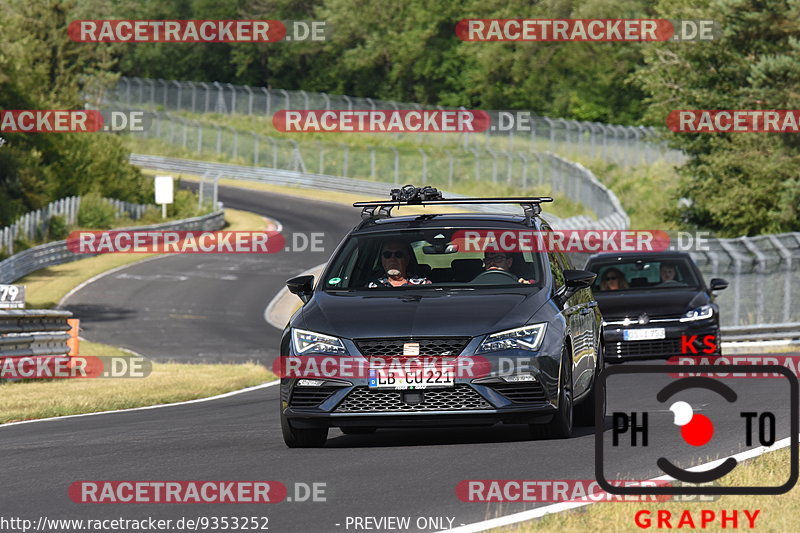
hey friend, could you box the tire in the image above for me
[530,347,573,439]
[281,411,328,448]
[574,343,605,427]
[340,427,377,435]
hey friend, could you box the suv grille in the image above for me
[609,339,683,358]
[354,337,469,357]
[335,386,492,412]
[486,382,547,403]
[289,386,341,408]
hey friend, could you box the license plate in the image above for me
[368,366,454,390]
[623,328,665,341]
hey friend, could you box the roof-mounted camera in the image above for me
[354,184,554,226]
[390,185,443,204]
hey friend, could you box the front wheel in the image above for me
[530,348,573,439]
[281,412,328,448]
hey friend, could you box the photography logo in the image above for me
[595,364,798,495]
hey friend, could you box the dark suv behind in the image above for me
[584,251,728,362]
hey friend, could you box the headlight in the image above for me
[476,323,547,354]
[680,304,714,322]
[291,328,346,355]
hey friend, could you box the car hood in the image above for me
[298,288,551,339]
[594,288,708,319]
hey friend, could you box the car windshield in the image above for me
[322,229,545,290]
[589,258,699,292]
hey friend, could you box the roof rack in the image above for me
[354,185,553,226]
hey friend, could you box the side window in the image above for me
[547,251,565,290]
[542,225,565,290]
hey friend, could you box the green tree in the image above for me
[634,0,800,235]
[0,0,149,226]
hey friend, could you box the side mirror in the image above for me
[556,270,597,305]
[287,275,315,303]
[564,269,597,291]
[710,278,728,291]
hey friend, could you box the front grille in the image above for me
[609,339,683,358]
[355,337,469,357]
[335,386,492,412]
[289,386,341,408]
[486,382,547,403]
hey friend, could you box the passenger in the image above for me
[660,262,678,283]
[600,268,629,291]
[368,241,431,287]
[482,252,534,284]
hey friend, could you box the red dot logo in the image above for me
[670,401,714,447]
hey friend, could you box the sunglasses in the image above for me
[484,254,509,261]
[604,276,618,281]
[382,251,406,259]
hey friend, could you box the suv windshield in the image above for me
[323,229,545,290]
[589,258,699,292]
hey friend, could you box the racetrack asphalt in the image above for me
[2,184,796,533]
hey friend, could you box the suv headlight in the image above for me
[291,328,346,355]
[477,323,547,354]
[680,304,714,322]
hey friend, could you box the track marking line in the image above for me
[0,380,279,429]
[440,435,797,533]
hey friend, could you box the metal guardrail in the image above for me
[118,107,630,229]
[721,323,800,343]
[0,310,72,358]
[112,76,686,167]
[129,154,628,230]
[0,210,225,284]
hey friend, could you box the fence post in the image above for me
[245,85,253,115]
[188,81,197,112]
[262,87,271,116]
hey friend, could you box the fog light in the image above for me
[297,379,326,387]
[505,373,536,382]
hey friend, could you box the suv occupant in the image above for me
[368,241,431,287]
[482,252,534,284]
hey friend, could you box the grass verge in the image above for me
[0,340,273,424]
[497,446,795,532]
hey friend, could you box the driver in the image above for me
[368,241,431,288]
[482,252,534,284]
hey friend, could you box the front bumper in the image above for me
[280,349,562,429]
[602,319,719,361]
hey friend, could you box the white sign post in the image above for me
[154,175,174,219]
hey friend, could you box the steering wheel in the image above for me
[471,269,519,284]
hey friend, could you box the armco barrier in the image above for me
[0,309,72,358]
[0,210,225,284]
[128,154,628,230]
